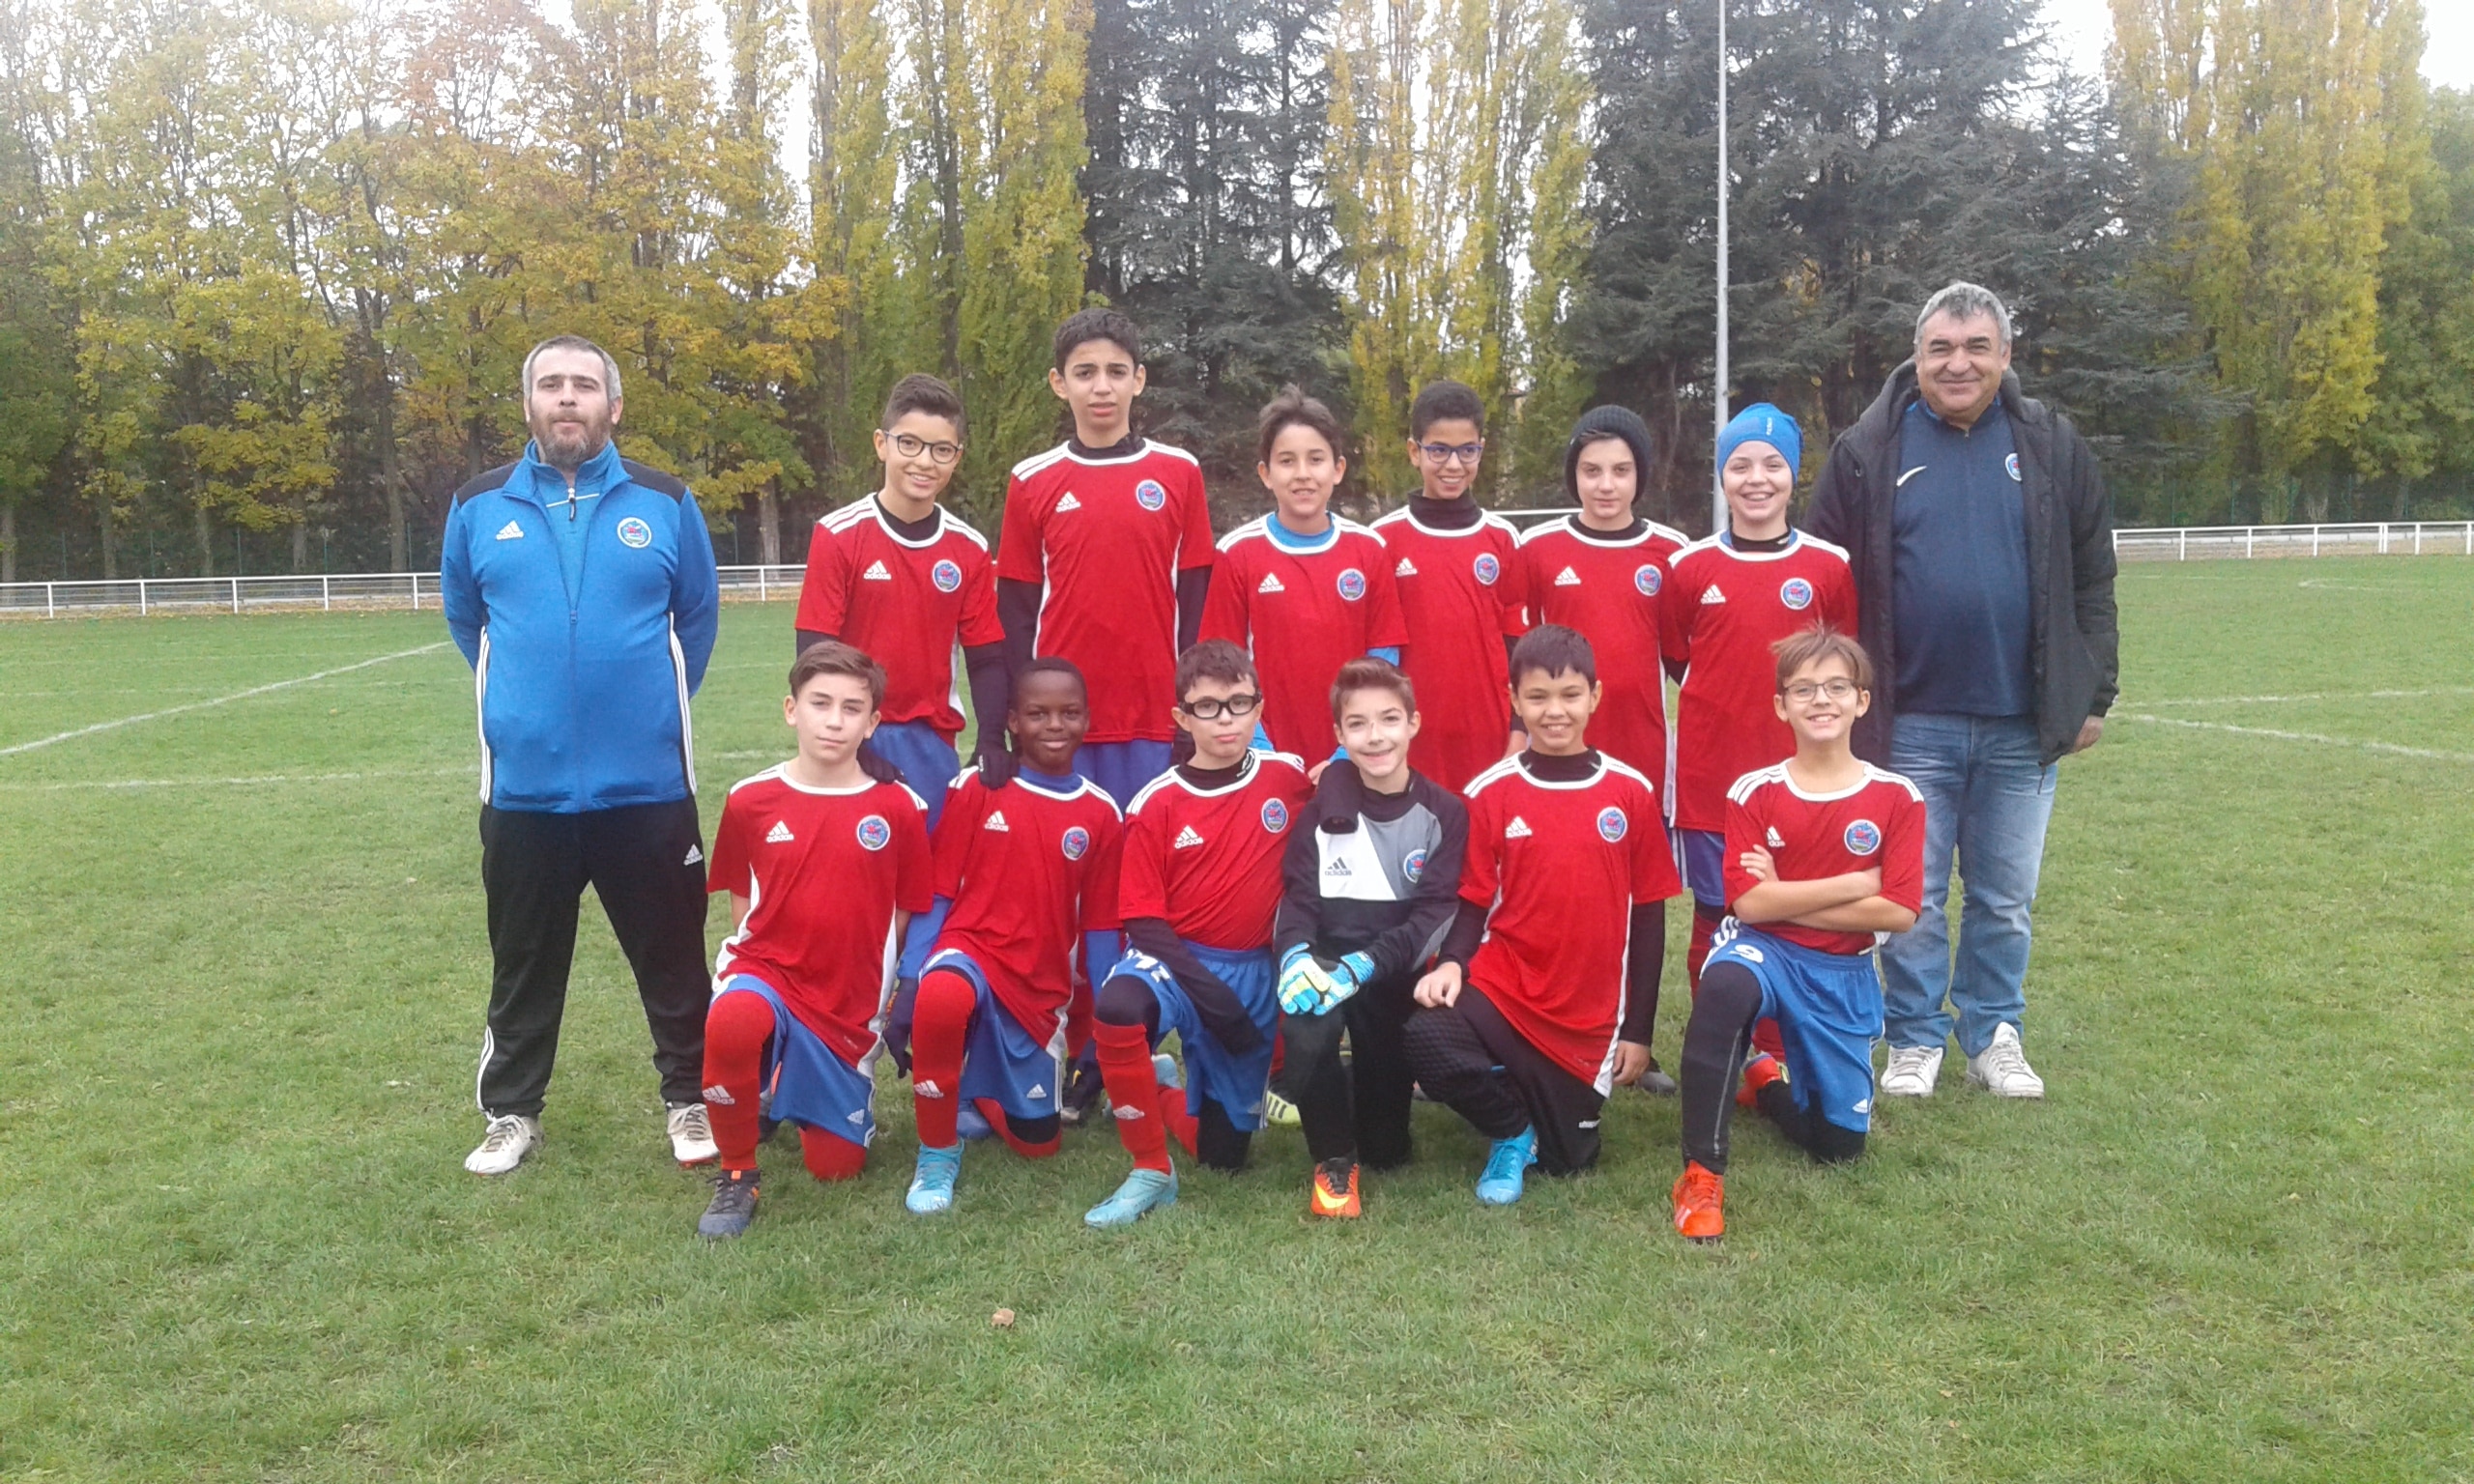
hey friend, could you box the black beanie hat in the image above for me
[1564,405,1655,503]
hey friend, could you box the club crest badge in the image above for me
[856,815,892,851]
[2004,452,2023,482]
[1597,806,1628,842]
[615,516,653,549]
[1337,567,1366,602]
[932,558,963,593]
[1843,819,1882,856]
[1779,576,1814,611]
[1403,847,1427,882]
[1473,553,1501,585]
[1136,479,1167,511]
[1061,825,1091,861]
[1635,563,1662,596]
[1261,798,1290,834]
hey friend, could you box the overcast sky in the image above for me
[2040,0,2474,92]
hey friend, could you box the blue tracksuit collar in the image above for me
[513,439,625,508]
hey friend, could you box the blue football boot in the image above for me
[905,1142,963,1215]
[1083,1166,1178,1229]
[1475,1126,1539,1206]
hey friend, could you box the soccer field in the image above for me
[3,558,2469,1482]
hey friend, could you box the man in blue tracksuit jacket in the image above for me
[441,334,723,1176]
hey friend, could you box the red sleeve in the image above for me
[1505,543,1538,637]
[995,475,1044,583]
[791,524,848,636]
[707,795,748,897]
[1825,558,1858,634]
[1456,787,1501,909]
[1659,553,1692,667]
[1363,535,1407,647]
[894,789,935,914]
[957,546,1004,647]
[929,776,983,899]
[1117,809,1171,922]
[1496,530,1525,638]
[1628,780,1683,901]
[1079,813,1127,932]
[1880,786,1925,913]
[1176,464,1216,572]
[1198,542,1248,644]
[1720,786,1762,907]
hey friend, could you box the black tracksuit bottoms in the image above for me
[475,799,710,1117]
[1401,985,1607,1176]
[1279,972,1419,1170]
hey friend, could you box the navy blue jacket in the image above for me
[442,442,721,813]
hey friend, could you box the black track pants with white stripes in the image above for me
[475,799,710,1117]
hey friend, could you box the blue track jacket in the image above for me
[442,442,721,813]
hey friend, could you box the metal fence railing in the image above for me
[3,519,2466,618]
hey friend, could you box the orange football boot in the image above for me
[1738,1052,1786,1110]
[1309,1157,1363,1219]
[1672,1160,1725,1242]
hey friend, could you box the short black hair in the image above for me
[1010,656,1087,707]
[1509,624,1597,689]
[1257,385,1347,466]
[1052,308,1142,371]
[1174,639,1257,701]
[1410,380,1485,439]
[882,373,965,440]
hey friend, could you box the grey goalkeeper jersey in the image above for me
[1273,762,1469,985]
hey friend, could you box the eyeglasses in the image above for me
[1178,693,1263,721]
[1417,441,1485,465]
[1782,678,1859,703]
[883,431,963,466]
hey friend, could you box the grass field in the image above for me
[4,557,2471,1482]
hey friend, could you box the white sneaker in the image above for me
[465,1114,541,1175]
[667,1102,719,1165]
[1966,1024,2045,1099]
[1880,1044,1945,1098]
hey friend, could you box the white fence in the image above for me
[3,519,2468,618]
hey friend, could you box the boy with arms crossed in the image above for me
[1407,626,1681,1206]
[997,310,1216,807]
[794,374,1007,825]
[1370,381,1525,793]
[1083,641,1313,1228]
[892,660,1125,1214]
[1273,658,1468,1217]
[1202,388,1405,758]
[1672,627,1922,1242]
[695,643,933,1240]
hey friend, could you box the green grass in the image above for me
[4,558,2471,1481]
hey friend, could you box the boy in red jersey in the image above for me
[1202,387,1405,758]
[888,659,1124,1214]
[694,642,933,1241]
[793,374,1007,826]
[1406,625,1681,1206]
[1672,627,1922,1242]
[1370,381,1525,792]
[1663,404,1857,1001]
[1081,640,1312,1228]
[996,309,1216,807]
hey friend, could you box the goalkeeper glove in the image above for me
[1320,952,1377,1011]
[1278,945,1341,1015]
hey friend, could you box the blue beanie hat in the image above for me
[1716,403,1802,479]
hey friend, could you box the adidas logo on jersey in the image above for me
[683,844,704,866]
[862,558,893,582]
[984,811,1010,832]
[1055,493,1082,513]
[1324,857,1353,876]
[1173,825,1207,850]
[1700,584,1726,605]
[1258,572,1285,594]
[494,521,524,541]
[765,820,794,843]
[1395,556,1418,576]
[1505,815,1533,840]
[1766,826,1785,848]
[1554,566,1582,586]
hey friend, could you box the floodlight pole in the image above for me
[1712,0,1729,534]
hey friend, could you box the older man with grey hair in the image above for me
[1806,282,2117,1100]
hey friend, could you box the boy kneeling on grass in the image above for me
[1407,624,1681,1206]
[1672,625,1924,1243]
[695,642,933,1240]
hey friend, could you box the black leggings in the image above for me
[1096,973,1254,1172]
[1680,961,1865,1174]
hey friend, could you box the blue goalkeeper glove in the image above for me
[1278,945,1341,1015]
[1320,952,1377,1011]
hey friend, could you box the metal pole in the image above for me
[140,579,148,616]
[231,577,241,614]
[1712,0,1730,535]
[323,574,331,611]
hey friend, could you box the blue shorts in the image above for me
[1079,739,1175,811]
[716,975,879,1148]
[1706,923,1883,1135]
[1680,828,1726,911]
[921,947,1069,1124]
[868,720,963,831]
[1104,940,1278,1132]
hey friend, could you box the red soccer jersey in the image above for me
[996,441,1215,745]
[1370,503,1525,793]
[1660,530,1858,834]
[1513,515,1687,787]
[930,769,1126,1034]
[1118,751,1313,951]
[791,498,1002,739]
[1200,516,1407,758]
[709,767,935,1063]
[1723,761,1925,956]
[1458,754,1683,1090]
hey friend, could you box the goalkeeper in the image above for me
[1272,658,1469,1218]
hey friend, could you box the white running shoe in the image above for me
[667,1102,719,1165]
[1967,1024,2045,1099]
[465,1114,541,1175]
[1880,1044,1945,1099]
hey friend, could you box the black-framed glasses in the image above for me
[883,430,963,465]
[1782,678,1858,703]
[1417,441,1485,465]
[1178,693,1263,721]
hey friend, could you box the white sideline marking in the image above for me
[0,642,451,758]
[2132,687,2474,708]
[0,747,790,793]
[2121,713,2474,764]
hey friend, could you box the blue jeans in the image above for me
[1879,713,2057,1058]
